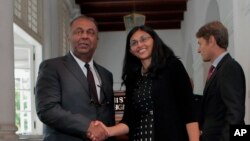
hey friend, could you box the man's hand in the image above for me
[87,121,109,141]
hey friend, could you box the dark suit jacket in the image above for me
[35,53,115,141]
[200,54,245,141]
[122,57,197,141]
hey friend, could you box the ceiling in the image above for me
[74,0,187,31]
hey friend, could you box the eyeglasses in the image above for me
[130,36,152,48]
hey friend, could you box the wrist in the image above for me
[106,127,112,137]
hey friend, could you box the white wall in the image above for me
[181,0,213,94]
[232,0,250,124]
[156,29,184,58]
[94,31,127,90]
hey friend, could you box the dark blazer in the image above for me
[200,54,245,141]
[122,57,197,141]
[35,53,115,141]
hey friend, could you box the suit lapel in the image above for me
[201,54,232,125]
[62,53,109,103]
[203,54,231,93]
[63,53,89,95]
[204,70,216,92]
[94,62,105,103]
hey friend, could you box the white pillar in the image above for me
[0,0,18,140]
[233,0,250,124]
[43,0,62,59]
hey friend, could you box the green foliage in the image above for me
[15,88,20,129]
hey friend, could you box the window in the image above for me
[14,0,22,19]
[14,0,42,43]
[28,0,38,33]
[14,24,43,135]
[15,46,33,134]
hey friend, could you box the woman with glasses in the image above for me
[88,25,200,141]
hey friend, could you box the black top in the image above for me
[132,74,154,141]
[121,57,197,141]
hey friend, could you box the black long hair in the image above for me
[122,25,176,85]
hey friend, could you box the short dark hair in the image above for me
[196,21,228,49]
[69,15,99,32]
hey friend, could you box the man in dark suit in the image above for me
[35,15,115,141]
[196,21,246,141]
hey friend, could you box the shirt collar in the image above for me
[70,51,94,69]
[212,51,228,68]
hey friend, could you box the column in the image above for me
[43,0,60,59]
[233,0,250,124]
[0,0,18,140]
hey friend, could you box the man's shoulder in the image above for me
[39,56,66,69]
[42,55,65,63]
[222,54,243,69]
[94,63,112,75]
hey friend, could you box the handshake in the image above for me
[87,120,110,141]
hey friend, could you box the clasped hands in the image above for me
[87,120,110,141]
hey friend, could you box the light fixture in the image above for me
[123,0,145,32]
[123,13,146,32]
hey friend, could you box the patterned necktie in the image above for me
[85,63,99,104]
[207,65,215,80]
